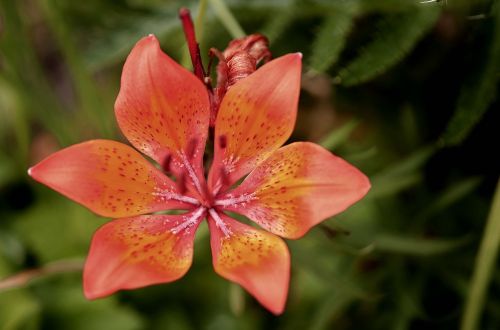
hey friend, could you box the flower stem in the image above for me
[0,258,84,292]
[179,7,206,81]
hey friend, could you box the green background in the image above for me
[0,0,499,329]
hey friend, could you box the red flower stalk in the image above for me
[28,25,370,314]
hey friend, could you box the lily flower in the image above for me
[28,34,370,314]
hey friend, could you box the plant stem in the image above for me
[0,258,84,292]
[461,179,500,330]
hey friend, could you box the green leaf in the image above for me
[260,1,297,43]
[336,6,441,86]
[320,119,360,150]
[369,145,437,197]
[37,279,144,330]
[0,1,72,144]
[83,4,186,71]
[308,5,359,73]
[419,176,483,219]
[373,145,437,179]
[209,0,246,38]
[310,289,358,330]
[229,283,245,315]
[441,5,500,145]
[0,290,40,330]
[14,195,105,263]
[359,0,435,13]
[374,234,470,256]
[0,255,40,330]
[369,173,423,198]
[38,0,114,138]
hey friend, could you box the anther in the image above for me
[161,154,171,173]
[219,135,227,149]
[177,173,187,195]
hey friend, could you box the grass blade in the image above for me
[208,0,245,38]
[319,119,360,150]
[461,179,500,330]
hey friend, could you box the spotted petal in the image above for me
[208,211,290,314]
[219,142,371,239]
[28,140,192,217]
[115,35,210,184]
[84,208,205,299]
[209,53,302,193]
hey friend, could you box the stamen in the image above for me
[161,154,171,173]
[208,208,231,237]
[171,207,206,234]
[186,138,198,160]
[211,166,229,196]
[152,191,200,205]
[179,151,204,197]
[214,193,257,207]
[210,135,229,196]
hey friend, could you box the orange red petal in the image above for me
[208,211,290,314]
[209,53,302,193]
[28,140,190,217]
[115,35,210,182]
[220,142,371,239]
[84,208,205,299]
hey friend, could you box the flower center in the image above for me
[157,133,259,237]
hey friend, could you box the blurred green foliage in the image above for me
[0,0,499,329]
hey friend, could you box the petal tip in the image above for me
[362,176,372,197]
[269,303,286,315]
[83,282,108,300]
[83,290,98,300]
[138,33,159,48]
[27,167,33,177]
[295,52,303,59]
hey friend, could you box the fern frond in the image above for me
[84,4,184,71]
[337,6,441,86]
[308,5,359,73]
[441,4,500,146]
[260,1,297,43]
